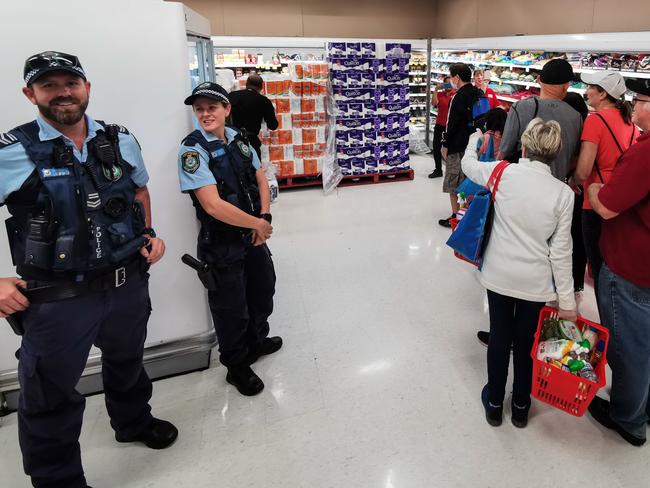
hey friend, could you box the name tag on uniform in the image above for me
[211,148,226,158]
[40,168,71,178]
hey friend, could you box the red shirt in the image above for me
[435,90,455,127]
[581,108,640,210]
[599,132,650,288]
[484,87,499,109]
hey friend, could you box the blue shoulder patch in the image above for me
[0,132,19,147]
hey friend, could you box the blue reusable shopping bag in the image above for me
[446,160,509,267]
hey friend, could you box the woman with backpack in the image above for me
[569,72,639,306]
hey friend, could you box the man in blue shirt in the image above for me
[0,51,177,488]
[178,82,281,396]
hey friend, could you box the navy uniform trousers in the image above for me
[17,272,154,488]
[205,241,276,367]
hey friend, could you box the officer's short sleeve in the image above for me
[0,141,36,205]
[251,144,261,170]
[178,143,216,193]
[118,132,149,187]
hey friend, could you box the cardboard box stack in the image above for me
[328,42,411,176]
[254,62,330,178]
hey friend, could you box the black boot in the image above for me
[588,396,646,446]
[438,214,454,228]
[248,336,283,364]
[428,169,443,178]
[115,418,178,449]
[481,385,503,427]
[511,399,531,428]
[226,363,264,396]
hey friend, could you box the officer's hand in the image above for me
[140,237,166,265]
[252,231,266,246]
[254,219,273,239]
[0,277,29,318]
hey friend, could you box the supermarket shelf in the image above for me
[410,103,426,108]
[432,57,650,79]
[408,93,427,97]
[496,95,519,103]
[277,173,321,189]
[410,71,428,75]
[409,83,427,86]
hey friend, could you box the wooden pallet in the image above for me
[277,169,414,190]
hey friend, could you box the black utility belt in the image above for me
[22,259,146,304]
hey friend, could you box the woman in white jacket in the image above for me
[461,119,577,428]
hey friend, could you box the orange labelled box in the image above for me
[278,130,293,145]
[282,80,291,95]
[291,81,303,97]
[269,131,280,145]
[274,98,290,113]
[275,114,283,130]
[302,129,317,143]
[269,146,285,161]
[266,80,278,96]
[301,99,316,113]
[304,159,318,174]
[303,64,313,79]
[294,64,304,79]
[280,160,294,176]
[302,82,312,97]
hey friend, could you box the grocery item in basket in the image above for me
[578,361,598,382]
[536,339,586,361]
[558,320,583,342]
[590,340,605,365]
[582,329,598,350]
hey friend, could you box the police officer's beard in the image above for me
[38,96,89,126]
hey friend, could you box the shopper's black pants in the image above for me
[249,135,262,160]
[432,124,445,171]
[486,290,545,406]
[582,209,603,306]
[571,191,587,291]
[205,241,276,367]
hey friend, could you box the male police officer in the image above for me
[178,82,281,396]
[0,51,177,488]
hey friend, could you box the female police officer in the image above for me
[177,82,282,396]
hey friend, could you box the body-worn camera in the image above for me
[53,145,74,167]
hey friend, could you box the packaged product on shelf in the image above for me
[385,43,412,58]
[361,43,376,57]
[346,42,362,57]
[327,42,346,57]
[380,72,410,85]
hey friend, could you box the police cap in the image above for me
[24,51,87,86]
[184,82,231,106]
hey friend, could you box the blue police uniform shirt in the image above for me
[177,126,261,193]
[0,115,149,205]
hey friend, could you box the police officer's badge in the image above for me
[237,141,251,157]
[102,165,123,182]
[182,151,200,174]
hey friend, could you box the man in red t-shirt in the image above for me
[430,76,455,178]
[586,78,650,447]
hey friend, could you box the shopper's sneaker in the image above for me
[428,169,443,179]
[247,336,283,364]
[511,400,531,428]
[115,418,178,449]
[226,364,264,396]
[438,214,454,228]
[588,396,646,446]
[477,331,490,347]
[481,384,503,427]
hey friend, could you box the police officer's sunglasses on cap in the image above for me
[26,52,81,70]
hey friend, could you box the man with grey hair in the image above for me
[587,78,650,447]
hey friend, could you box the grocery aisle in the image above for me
[0,155,643,488]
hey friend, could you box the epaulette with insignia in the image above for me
[117,125,130,135]
[0,132,19,148]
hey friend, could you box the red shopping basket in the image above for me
[531,306,609,417]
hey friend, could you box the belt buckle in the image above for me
[115,267,126,288]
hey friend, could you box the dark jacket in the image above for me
[443,83,484,154]
[228,89,279,144]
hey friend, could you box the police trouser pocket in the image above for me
[18,350,48,412]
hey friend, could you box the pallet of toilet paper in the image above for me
[328,41,411,176]
[256,62,333,178]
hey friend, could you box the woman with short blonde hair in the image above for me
[461,119,576,429]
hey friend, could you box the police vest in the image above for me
[5,121,146,279]
[182,128,261,240]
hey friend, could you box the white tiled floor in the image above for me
[1,155,649,488]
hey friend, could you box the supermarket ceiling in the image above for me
[174,0,650,39]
